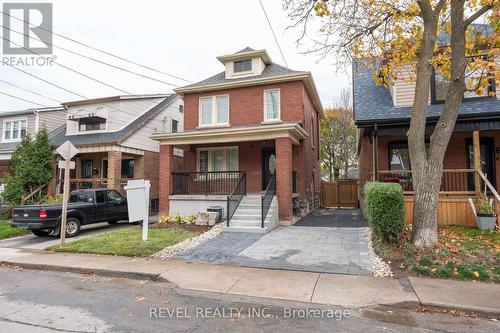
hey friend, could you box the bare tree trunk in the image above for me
[410,0,466,247]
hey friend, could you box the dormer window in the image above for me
[79,117,106,131]
[234,59,252,73]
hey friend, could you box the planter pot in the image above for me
[476,214,496,231]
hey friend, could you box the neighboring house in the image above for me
[354,52,500,226]
[152,47,323,232]
[0,106,67,179]
[49,94,184,210]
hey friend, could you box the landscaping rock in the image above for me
[153,224,224,259]
[195,212,210,226]
[365,228,393,277]
[207,212,218,226]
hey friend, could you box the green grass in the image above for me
[47,227,199,257]
[0,220,30,239]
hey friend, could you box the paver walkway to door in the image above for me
[178,209,372,275]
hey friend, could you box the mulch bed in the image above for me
[150,222,211,233]
[372,226,499,283]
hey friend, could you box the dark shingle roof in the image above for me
[50,94,178,146]
[235,47,255,53]
[353,60,500,124]
[178,63,305,91]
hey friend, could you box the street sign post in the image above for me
[56,141,78,248]
[124,179,150,241]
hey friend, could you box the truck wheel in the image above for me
[31,229,51,237]
[65,218,81,238]
[107,220,118,225]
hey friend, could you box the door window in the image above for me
[95,191,106,204]
[106,190,122,203]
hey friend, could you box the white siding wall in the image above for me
[121,96,184,153]
[225,56,266,79]
[65,98,164,135]
[39,110,67,132]
[391,65,417,108]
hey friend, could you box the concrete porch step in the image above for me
[223,225,271,233]
[227,220,272,228]
[231,214,261,220]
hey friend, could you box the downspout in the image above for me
[33,109,40,135]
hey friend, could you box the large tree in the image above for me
[285,0,498,247]
[321,88,357,181]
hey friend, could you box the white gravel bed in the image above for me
[365,228,393,277]
[152,224,224,259]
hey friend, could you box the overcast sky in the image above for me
[0,0,349,112]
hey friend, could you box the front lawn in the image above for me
[48,227,200,257]
[373,226,499,283]
[0,220,30,240]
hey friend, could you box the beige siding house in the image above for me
[49,94,183,210]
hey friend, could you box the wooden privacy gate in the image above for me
[321,180,359,208]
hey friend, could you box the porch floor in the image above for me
[176,209,372,275]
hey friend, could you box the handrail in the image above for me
[477,170,500,201]
[226,172,246,226]
[261,173,276,228]
[21,184,46,205]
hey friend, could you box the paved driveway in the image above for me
[178,209,372,275]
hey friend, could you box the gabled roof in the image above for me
[0,106,66,117]
[216,47,272,65]
[63,94,169,107]
[50,94,178,147]
[353,60,500,125]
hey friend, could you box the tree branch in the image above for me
[464,5,492,27]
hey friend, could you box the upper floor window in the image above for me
[3,118,27,142]
[178,105,184,113]
[431,56,495,104]
[264,89,280,122]
[234,59,252,73]
[199,95,229,127]
[172,119,178,133]
[79,117,106,131]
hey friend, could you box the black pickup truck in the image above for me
[11,189,128,237]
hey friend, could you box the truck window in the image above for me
[106,190,122,203]
[95,191,105,204]
[69,192,94,203]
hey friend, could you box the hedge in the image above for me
[364,182,405,242]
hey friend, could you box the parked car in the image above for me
[11,189,128,237]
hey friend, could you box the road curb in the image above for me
[0,260,167,281]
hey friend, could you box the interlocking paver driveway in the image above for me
[179,209,372,275]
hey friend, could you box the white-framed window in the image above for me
[78,117,106,132]
[233,59,252,73]
[3,118,27,142]
[263,89,280,122]
[196,147,239,172]
[199,95,229,127]
[172,119,178,133]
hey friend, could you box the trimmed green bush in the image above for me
[364,182,405,242]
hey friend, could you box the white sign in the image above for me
[56,141,78,160]
[124,179,151,241]
[58,160,75,169]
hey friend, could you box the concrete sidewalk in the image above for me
[1,248,499,315]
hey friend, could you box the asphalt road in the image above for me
[0,222,135,250]
[0,267,498,332]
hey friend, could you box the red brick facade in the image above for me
[159,79,322,222]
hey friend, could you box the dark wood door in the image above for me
[466,137,495,189]
[261,148,276,190]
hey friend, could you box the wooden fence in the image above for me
[321,180,359,208]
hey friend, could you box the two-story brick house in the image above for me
[49,94,183,210]
[0,106,66,179]
[152,48,323,231]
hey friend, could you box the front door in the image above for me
[261,148,276,190]
[466,137,495,190]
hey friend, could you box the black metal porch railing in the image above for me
[171,171,244,195]
[261,173,276,228]
[226,173,247,226]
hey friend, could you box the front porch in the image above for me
[50,145,160,209]
[153,123,316,229]
[362,128,500,227]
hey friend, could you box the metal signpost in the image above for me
[55,141,78,248]
[124,179,150,241]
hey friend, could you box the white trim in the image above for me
[2,116,27,143]
[196,146,239,172]
[198,94,230,127]
[263,88,281,122]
